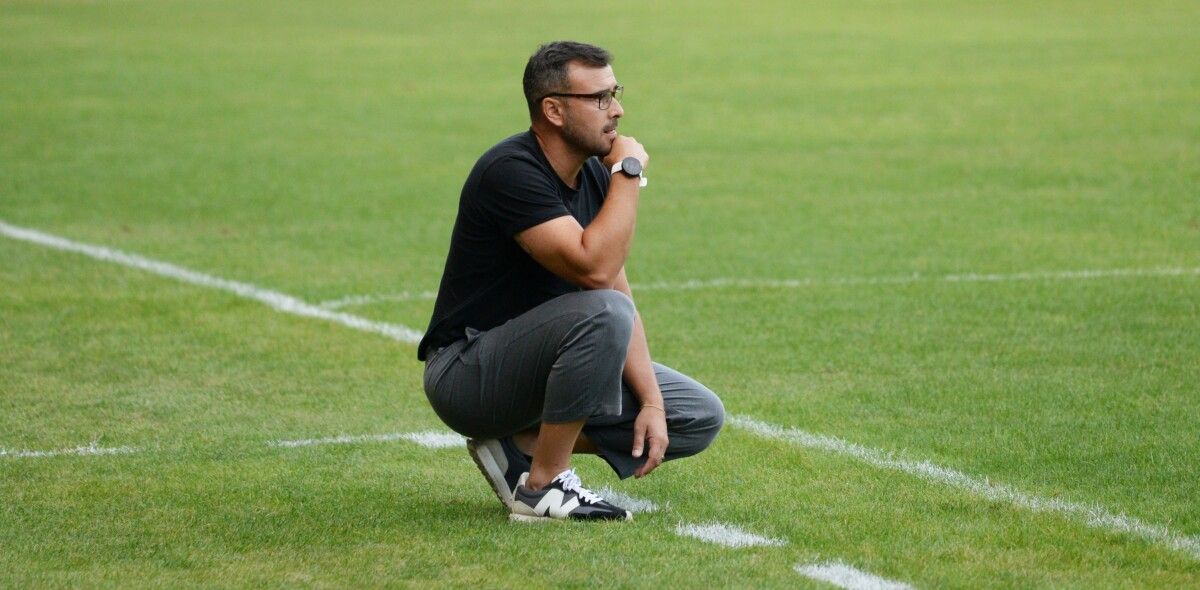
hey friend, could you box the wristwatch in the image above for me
[610,157,648,187]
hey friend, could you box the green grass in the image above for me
[3,0,1200,587]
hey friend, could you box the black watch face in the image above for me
[621,157,642,176]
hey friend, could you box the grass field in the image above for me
[3,0,1199,587]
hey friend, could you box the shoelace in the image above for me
[553,469,604,505]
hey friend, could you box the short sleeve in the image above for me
[478,155,571,236]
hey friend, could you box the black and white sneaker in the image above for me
[466,437,531,510]
[510,469,633,522]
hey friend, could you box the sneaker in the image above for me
[466,437,531,509]
[510,469,632,522]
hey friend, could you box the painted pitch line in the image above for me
[311,266,1200,310]
[595,486,663,514]
[0,221,659,509]
[10,220,1198,560]
[317,291,439,310]
[633,267,1200,292]
[0,220,424,345]
[0,443,137,459]
[795,561,913,590]
[675,522,787,548]
[729,415,1200,561]
[271,436,663,511]
[271,435,665,512]
[270,430,466,449]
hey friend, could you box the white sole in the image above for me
[508,513,557,524]
[466,440,515,508]
[508,511,633,523]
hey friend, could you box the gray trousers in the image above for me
[423,289,725,479]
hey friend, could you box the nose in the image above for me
[609,98,624,118]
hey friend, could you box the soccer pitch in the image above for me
[2,0,1198,587]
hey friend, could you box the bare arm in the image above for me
[515,136,648,289]
[614,268,663,409]
[614,268,669,478]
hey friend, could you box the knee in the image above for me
[671,387,726,457]
[591,288,635,325]
[581,288,635,339]
[693,389,726,448]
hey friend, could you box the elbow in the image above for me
[578,270,618,290]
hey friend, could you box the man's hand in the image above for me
[603,135,649,170]
[631,406,668,478]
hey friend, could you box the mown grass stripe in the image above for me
[794,561,914,590]
[730,415,1200,561]
[0,220,424,344]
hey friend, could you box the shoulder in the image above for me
[461,132,562,219]
[468,133,549,186]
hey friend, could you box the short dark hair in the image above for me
[523,41,612,121]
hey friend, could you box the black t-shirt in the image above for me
[417,130,611,360]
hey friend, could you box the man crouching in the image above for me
[418,40,724,521]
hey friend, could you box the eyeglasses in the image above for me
[540,85,624,110]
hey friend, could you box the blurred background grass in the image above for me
[3,0,1199,586]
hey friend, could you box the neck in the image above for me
[531,125,586,189]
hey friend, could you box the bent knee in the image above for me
[588,288,635,325]
[670,388,726,457]
[694,389,726,445]
[579,288,635,338]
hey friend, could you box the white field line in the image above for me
[0,443,137,459]
[2,430,467,458]
[636,267,1200,291]
[9,220,1199,561]
[0,220,648,506]
[675,522,787,548]
[0,220,423,344]
[595,486,663,514]
[312,266,1200,309]
[271,434,666,509]
[795,561,913,590]
[317,291,438,310]
[270,430,465,449]
[729,415,1200,561]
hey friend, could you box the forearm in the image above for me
[614,270,662,406]
[576,175,641,287]
[514,135,649,290]
[622,311,663,407]
[615,269,669,477]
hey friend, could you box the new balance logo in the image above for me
[533,489,580,518]
[510,469,632,522]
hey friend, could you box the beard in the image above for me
[562,113,614,158]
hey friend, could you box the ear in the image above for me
[541,97,566,128]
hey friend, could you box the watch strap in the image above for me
[609,159,647,187]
